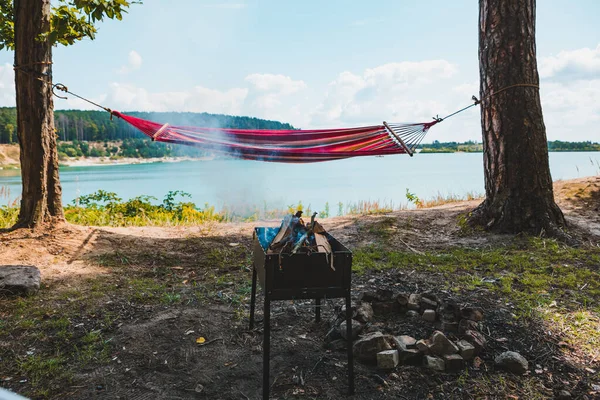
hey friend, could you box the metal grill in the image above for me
[249,227,354,400]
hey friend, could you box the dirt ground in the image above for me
[1,176,599,399]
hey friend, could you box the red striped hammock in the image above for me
[113,111,438,163]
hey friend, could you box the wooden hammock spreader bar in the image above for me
[383,121,413,157]
[152,123,170,141]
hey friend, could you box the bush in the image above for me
[63,147,78,158]
[89,147,106,157]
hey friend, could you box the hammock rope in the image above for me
[13,65,539,163]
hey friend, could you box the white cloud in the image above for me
[310,60,458,126]
[541,80,600,138]
[539,44,600,80]
[245,73,306,95]
[47,52,600,143]
[242,73,308,125]
[117,50,143,74]
[102,82,248,115]
[0,63,15,107]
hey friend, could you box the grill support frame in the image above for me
[249,227,354,400]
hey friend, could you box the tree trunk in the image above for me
[13,0,64,228]
[470,0,565,235]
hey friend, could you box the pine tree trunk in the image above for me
[470,0,565,235]
[13,0,64,228]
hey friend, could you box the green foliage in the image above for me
[0,203,19,227]
[0,0,13,51]
[0,0,138,50]
[0,107,296,146]
[319,202,330,218]
[162,190,191,212]
[77,189,122,208]
[64,190,230,226]
[405,188,423,207]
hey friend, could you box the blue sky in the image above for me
[0,0,599,142]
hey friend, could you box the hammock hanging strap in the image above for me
[112,111,434,163]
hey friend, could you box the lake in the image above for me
[1,152,599,213]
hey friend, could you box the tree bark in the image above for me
[13,0,64,228]
[470,0,565,235]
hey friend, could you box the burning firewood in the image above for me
[268,210,334,270]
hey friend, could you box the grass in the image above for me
[352,237,600,308]
[352,235,600,364]
[0,265,235,398]
[0,187,483,229]
[1,225,599,397]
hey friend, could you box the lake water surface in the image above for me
[1,152,599,213]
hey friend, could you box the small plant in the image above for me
[319,202,330,218]
[405,188,423,208]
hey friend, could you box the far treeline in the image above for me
[0,107,294,143]
[419,140,600,153]
[0,107,598,154]
[0,107,296,158]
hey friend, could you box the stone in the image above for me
[388,372,399,381]
[424,355,445,371]
[359,289,393,303]
[325,326,342,343]
[0,265,41,296]
[326,339,347,351]
[428,331,459,356]
[398,348,423,366]
[359,291,381,303]
[406,310,420,318]
[443,354,465,372]
[338,305,358,320]
[421,292,440,304]
[339,319,363,341]
[462,330,487,355]
[440,320,459,333]
[438,299,461,321]
[353,332,393,363]
[494,351,529,375]
[355,302,374,323]
[456,340,475,360]
[420,297,438,312]
[422,309,436,322]
[415,339,430,354]
[395,335,417,348]
[375,288,394,301]
[395,293,409,307]
[407,293,421,310]
[556,390,571,399]
[461,307,484,322]
[458,319,478,334]
[371,301,399,315]
[377,350,399,369]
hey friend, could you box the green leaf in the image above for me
[0,0,140,49]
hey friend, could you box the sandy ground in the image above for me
[0,176,599,400]
[1,176,598,284]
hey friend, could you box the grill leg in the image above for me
[315,298,321,322]
[249,266,258,329]
[263,293,271,400]
[345,291,354,394]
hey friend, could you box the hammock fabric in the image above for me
[113,111,438,163]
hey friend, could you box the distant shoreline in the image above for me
[58,155,214,168]
[1,144,599,170]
